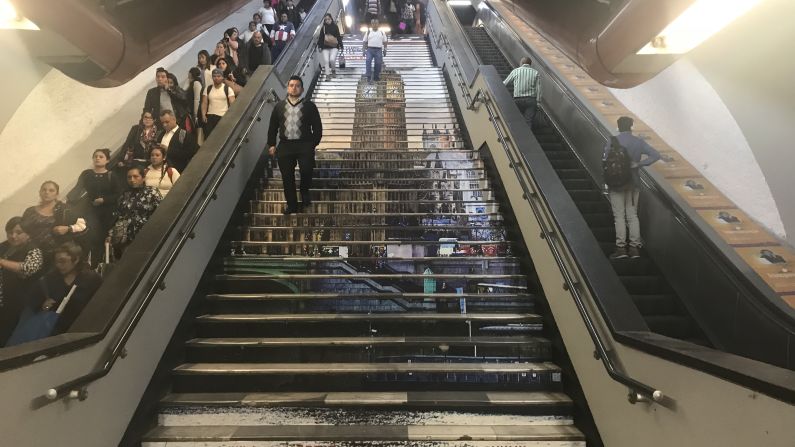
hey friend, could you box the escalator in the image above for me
[140,35,588,445]
[461,26,709,345]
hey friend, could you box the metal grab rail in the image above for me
[427,17,663,405]
[45,88,281,402]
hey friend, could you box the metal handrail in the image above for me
[428,17,663,405]
[45,88,281,402]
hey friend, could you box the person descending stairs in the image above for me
[141,35,586,446]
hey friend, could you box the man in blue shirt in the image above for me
[604,116,661,259]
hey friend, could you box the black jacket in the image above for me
[143,86,189,125]
[318,23,344,50]
[247,42,273,72]
[124,124,159,160]
[157,127,199,173]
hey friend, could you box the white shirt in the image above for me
[207,84,235,116]
[364,29,387,48]
[258,7,276,24]
[145,165,181,197]
[160,125,179,148]
[242,29,256,43]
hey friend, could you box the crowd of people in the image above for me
[0,0,320,348]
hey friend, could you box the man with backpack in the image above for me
[603,116,660,259]
[200,69,236,138]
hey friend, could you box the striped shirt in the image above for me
[504,64,540,98]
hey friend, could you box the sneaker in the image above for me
[628,246,641,258]
[610,246,629,259]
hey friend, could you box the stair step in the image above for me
[186,336,547,348]
[196,313,541,323]
[160,390,573,409]
[173,361,561,376]
[207,293,535,301]
[155,408,573,427]
[143,424,585,445]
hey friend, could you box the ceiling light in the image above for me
[638,0,762,54]
[0,0,39,30]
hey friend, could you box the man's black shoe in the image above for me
[283,206,298,215]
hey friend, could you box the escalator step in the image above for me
[581,213,613,227]
[610,257,655,276]
[631,294,681,316]
[557,169,589,180]
[549,159,582,170]
[568,190,604,202]
[575,201,611,214]
[543,150,575,160]
[562,179,594,190]
[590,226,615,242]
[619,275,671,294]
[644,315,696,340]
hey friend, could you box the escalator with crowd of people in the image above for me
[137,35,590,446]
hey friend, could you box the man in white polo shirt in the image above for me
[363,19,388,83]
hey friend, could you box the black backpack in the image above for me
[603,137,632,188]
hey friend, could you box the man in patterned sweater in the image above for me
[268,75,323,214]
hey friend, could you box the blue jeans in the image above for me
[365,47,383,81]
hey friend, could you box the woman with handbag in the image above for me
[317,13,344,82]
[107,167,162,259]
[21,181,88,259]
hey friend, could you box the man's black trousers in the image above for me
[277,144,315,209]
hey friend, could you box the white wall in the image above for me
[607,0,795,242]
[0,0,262,227]
[609,59,786,238]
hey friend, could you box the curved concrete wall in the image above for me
[607,0,795,242]
[0,0,261,227]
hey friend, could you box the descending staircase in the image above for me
[461,26,708,344]
[141,35,586,445]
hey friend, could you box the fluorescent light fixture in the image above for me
[448,0,471,6]
[638,0,762,54]
[0,0,38,30]
[345,15,353,28]
[342,0,350,7]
